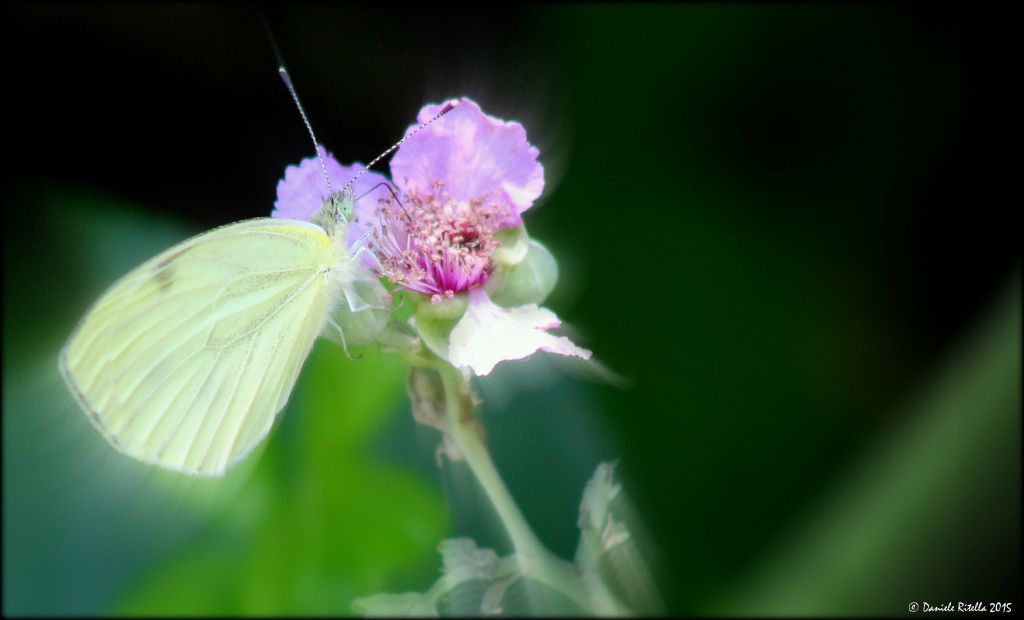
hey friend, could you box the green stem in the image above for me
[439,366,629,616]
[440,367,546,563]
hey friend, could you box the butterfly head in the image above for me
[331,190,355,223]
[311,189,355,238]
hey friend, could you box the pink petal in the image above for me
[272,147,390,268]
[448,289,591,376]
[390,98,545,227]
[272,146,390,227]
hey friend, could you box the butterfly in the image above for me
[59,62,454,476]
[59,190,378,476]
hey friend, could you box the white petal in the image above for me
[448,289,591,375]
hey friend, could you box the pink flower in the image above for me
[274,97,590,375]
[359,98,544,301]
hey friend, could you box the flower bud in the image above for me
[412,293,469,359]
[486,238,559,307]
[326,278,392,347]
[490,226,530,267]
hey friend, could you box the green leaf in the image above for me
[353,592,438,617]
[354,537,592,617]
[439,538,504,583]
[576,462,665,614]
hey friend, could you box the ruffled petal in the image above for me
[448,289,591,375]
[390,98,544,227]
[274,147,344,221]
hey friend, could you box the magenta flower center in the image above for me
[367,181,508,302]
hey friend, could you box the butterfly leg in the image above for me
[343,278,391,313]
[326,316,360,360]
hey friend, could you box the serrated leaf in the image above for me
[352,591,438,617]
[436,579,493,616]
[435,576,586,617]
[356,538,590,617]
[576,461,664,614]
[578,462,622,536]
[439,538,502,584]
[487,578,588,616]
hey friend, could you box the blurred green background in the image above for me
[3,4,1019,616]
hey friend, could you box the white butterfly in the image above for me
[59,64,454,476]
[60,191,379,476]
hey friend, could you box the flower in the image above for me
[274,97,590,375]
[358,98,544,301]
[362,180,504,301]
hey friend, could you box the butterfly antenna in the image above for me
[258,10,335,196]
[342,101,457,195]
[278,67,334,197]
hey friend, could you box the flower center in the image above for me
[367,181,508,302]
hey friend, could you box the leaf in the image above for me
[576,462,664,614]
[439,538,504,583]
[437,576,585,617]
[354,537,587,617]
[578,462,622,538]
[352,592,438,617]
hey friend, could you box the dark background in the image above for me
[3,4,1020,616]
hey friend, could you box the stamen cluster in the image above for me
[368,181,507,303]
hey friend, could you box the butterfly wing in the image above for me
[60,217,337,476]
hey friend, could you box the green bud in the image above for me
[485,239,559,307]
[412,293,469,359]
[491,226,530,267]
[326,277,391,347]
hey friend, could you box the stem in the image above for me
[439,366,629,615]
[440,367,546,564]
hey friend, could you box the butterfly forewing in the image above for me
[61,218,338,476]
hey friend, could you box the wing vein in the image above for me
[192,327,259,473]
[220,283,321,469]
[154,347,222,462]
[199,275,320,471]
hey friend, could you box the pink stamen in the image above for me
[368,181,509,300]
